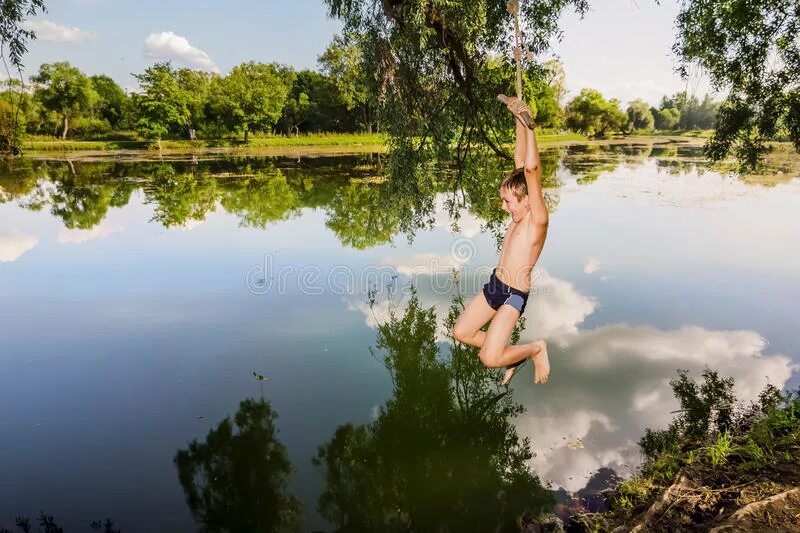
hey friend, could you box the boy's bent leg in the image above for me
[479,305,550,383]
[451,292,496,347]
[478,305,531,368]
[453,294,550,384]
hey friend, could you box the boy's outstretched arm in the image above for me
[522,116,548,225]
[514,112,526,169]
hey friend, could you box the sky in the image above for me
[18,0,713,106]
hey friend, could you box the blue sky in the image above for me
[20,0,712,106]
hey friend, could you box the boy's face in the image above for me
[500,187,530,223]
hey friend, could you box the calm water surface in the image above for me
[1,145,798,531]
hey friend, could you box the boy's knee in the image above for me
[479,348,499,368]
[451,324,468,343]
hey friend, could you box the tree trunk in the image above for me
[157,137,163,158]
[363,107,372,134]
[61,115,69,139]
[244,128,249,143]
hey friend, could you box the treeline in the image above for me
[0,36,375,147]
[0,38,721,148]
[565,89,721,137]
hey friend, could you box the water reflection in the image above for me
[0,152,566,249]
[314,291,553,531]
[347,270,795,494]
[1,144,798,529]
[0,230,38,262]
[174,398,301,532]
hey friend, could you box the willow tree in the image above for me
[0,0,46,154]
[324,0,589,162]
[673,0,800,168]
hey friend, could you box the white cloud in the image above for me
[22,20,97,43]
[171,219,205,231]
[525,269,597,340]
[144,32,219,73]
[432,196,484,238]
[0,230,38,262]
[57,222,125,244]
[380,252,467,276]
[583,257,600,274]
[346,268,597,344]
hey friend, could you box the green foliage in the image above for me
[737,437,767,468]
[657,92,719,131]
[0,94,26,153]
[142,164,217,227]
[644,453,682,485]
[319,34,375,133]
[90,74,129,130]
[208,62,294,142]
[674,1,800,167]
[620,375,799,530]
[671,368,736,441]
[626,99,654,131]
[325,181,400,249]
[749,389,800,456]
[282,70,352,133]
[219,170,300,228]
[638,425,680,460]
[613,476,656,515]
[175,68,213,135]
[324,0,589,169]
[705,430,733,468]
[314,290,553,531]
[638,369,736,465]
[0,0,46,71]
[31,61,97,139]
[174,398,301,532]
[133,62,191,143]
[565,88,627,137]
[523,66,565,129]
[654,107,680,130]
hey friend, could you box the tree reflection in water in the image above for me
[171,291,551,532]
[0,152,565,250]
[314,291,552,531]
[174,398,301,533]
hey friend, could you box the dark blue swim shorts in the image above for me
[482,269,529,315]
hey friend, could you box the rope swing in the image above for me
[497,0,536,130]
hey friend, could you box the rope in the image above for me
[510,0,523,99]
[502,0,536,130]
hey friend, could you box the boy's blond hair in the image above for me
[500,167,528,200]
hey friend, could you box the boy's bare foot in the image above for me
[501,358,528,386]
[496,94,536,130]
[532,339,550,384]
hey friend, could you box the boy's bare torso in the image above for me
[496,217,547,292]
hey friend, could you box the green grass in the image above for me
[613,476,657,515]
[22,132,386,152]
[22,130,587,154]
[606,382,800,527]
[536,131,587,143]
[705,431,733,468]
[648,129,714,138]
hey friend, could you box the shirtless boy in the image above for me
[451,96,550,385]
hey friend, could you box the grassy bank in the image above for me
[27,131,761,160]
[22,132,387,153]
[565,371,800,532]
[22,131,593,154]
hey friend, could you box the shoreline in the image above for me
[20,134,708,162]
